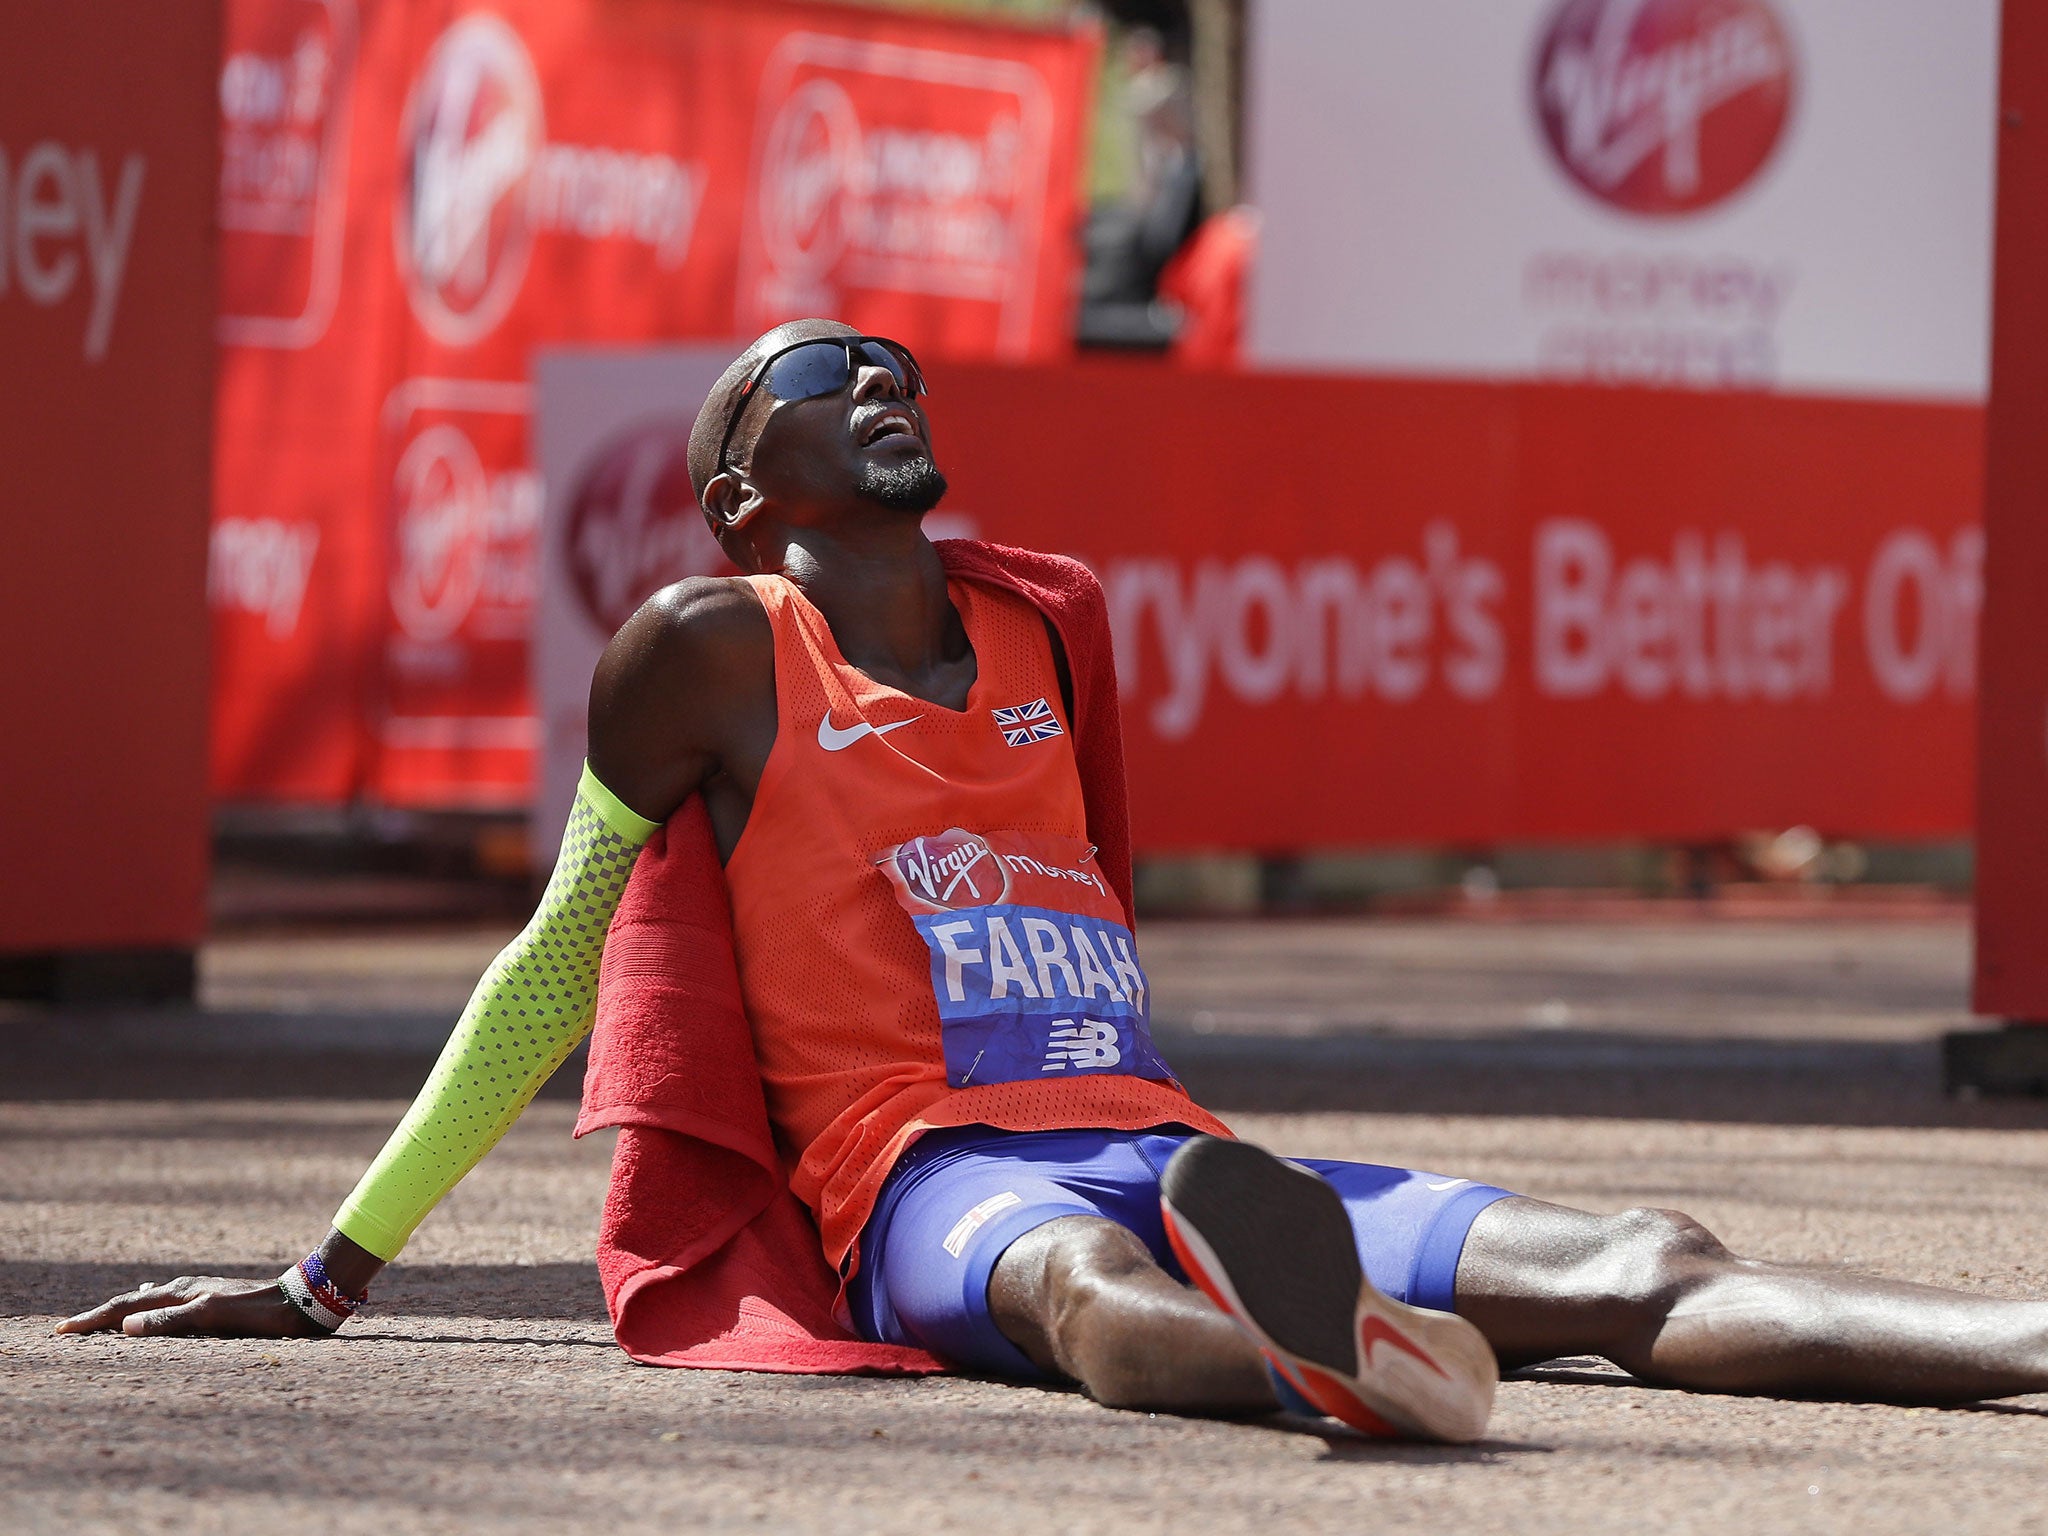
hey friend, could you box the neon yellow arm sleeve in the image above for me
[331,765,661,1262]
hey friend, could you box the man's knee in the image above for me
[1593,1207,1734,1319]
[1040,1220,1163,1333]
[1027,1218,1191,1406]
[990,1216,1161,1385]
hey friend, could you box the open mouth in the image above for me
[856,408,920,447]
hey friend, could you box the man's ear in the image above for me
[702,470,766,532]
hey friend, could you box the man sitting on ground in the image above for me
[62,322,2048,1441]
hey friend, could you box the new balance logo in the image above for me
[1041,1018,1121,1071]
[993,697,1064,746]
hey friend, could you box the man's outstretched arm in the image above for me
[56,578,766,1339]
[56,764,660,1337]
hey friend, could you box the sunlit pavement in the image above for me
[6,911,2047,1534]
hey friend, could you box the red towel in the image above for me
[574,540,1135,1371]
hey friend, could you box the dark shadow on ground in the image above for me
[1161,1031,2048,1130]
[1507,1364,1647,1388]
[1219,1411,1555,1461]
[0,1012,586,1104]
[1501,1360,2048,1418]
[6,1014,2048,1129]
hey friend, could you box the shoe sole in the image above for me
[1159,1136,1497,1443]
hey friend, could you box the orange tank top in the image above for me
[723,573,1227,1271]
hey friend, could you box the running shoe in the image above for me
[1159,1135,1497,1443]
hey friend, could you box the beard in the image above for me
[854,453,949,514]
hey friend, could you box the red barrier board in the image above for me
[208,0,1098,806]
[0,4,219,950]
[1974,2,2048,1019]
[211,0,395,801]
[931,364,1983,850]
[209,0,1984,850]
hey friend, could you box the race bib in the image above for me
[877,828,1178,1090]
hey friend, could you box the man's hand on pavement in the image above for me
[55,1276,323,1338]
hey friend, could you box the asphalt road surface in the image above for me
[6,911,2048,1534]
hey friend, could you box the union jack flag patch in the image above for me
[993,697,1065,746]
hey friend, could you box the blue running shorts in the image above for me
[846,1125,1515,1377]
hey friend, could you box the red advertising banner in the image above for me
[734,27,1079,357]
[213,0,1983,849]
[211,0,396,801]
[1974,0,2048,1019]
[209,0,1099,805]
[1,3,219,951]
[525,348,1982,854]
[930,364,1982,850]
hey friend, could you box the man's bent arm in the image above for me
[332,764,660,1259]
[58,578,755,1338]
[54,764,660,1338]
[331,578,759,1264]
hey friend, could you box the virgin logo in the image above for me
[891,829,1010,911]
[389,423,489,643]
[394,13,543,345]
[759,77,864,280]
[565,418,729,634]
[1533,0,1795,216]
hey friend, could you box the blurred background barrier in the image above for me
[205,0,1997,851]
[934,366,1984,851]
[14,0,2039,1021]
[530,353,1983,854]
[1969,0,2048,1045]
[207,0,1100,809]
[529,344,740,854]
[1247,0,2000,398]
[0,3,221,997]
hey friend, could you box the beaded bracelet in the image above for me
[278,1251,367,1333]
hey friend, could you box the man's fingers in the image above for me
[121,1295,216,1337]
[58,1276,314,1339]
[55,1282,185,1335]
[53,1302,123,1334]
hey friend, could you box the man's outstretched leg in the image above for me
[1455,1198,2048,1402]
[850,1127,1499,1440]
[987,1213,1279,1413]
[985,1139,1499,1442]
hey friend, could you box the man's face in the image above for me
[730,337,947,519]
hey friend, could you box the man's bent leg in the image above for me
[1456,1197,2048,1402]
[989,1214,1280,1413]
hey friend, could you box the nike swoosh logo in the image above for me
[1359,1315,1448,1379]
[1424,1178,1469,1192]
[817,713,918,752]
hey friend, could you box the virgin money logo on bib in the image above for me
[887,829,1011,911]
[395,14,544,346]
[877,828,1178,1090]
[1533,0,1795,217]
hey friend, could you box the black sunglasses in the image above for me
[715,335,927,477]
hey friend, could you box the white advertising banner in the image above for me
[531,346,735,856]
[1246,0,2001,400]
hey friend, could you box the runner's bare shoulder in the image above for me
[587,576,773,811]
[610,576,767,676]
